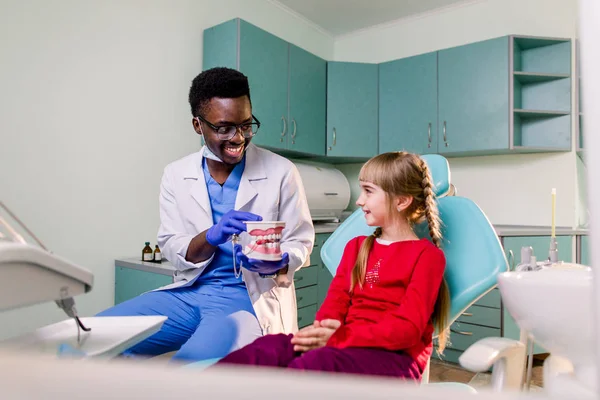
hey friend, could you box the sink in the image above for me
[497,265,596,396]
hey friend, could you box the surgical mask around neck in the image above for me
[202,145,223,163]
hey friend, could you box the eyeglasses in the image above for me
[195,114,261,141]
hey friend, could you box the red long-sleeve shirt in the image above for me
[315,236,446,371]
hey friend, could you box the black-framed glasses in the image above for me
[195,114,261,141]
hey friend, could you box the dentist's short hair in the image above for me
[188,67,251,116]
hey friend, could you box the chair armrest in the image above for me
[459,337,526,392]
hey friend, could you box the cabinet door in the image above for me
[202,19,238,70]
[379,52,438,154]
[315,233,333,308]
[580,235,590,266]
[288,44,327,155]
[327,62,378,158]
[501,235,573,354]
[114,267,172,305]
[438,37,509,154]
[239,21,289,150]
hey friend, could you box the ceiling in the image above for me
[273,0,474,36]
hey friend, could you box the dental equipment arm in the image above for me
[0,242,93,315]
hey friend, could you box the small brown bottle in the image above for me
[154,245,162,263]
[142,242,153,262]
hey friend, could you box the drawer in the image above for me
[296,285,318,309]
[297,304,317,328]
[474,288,501,309]
[294,266,318,289]
[457,305,501,329]
[448,321,501,352]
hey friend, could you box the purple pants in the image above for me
[217,333,422,381]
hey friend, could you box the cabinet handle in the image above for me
[428,122,432,148]
[328,128,337,151]
[297,297,303,302]
[451,328,473,336]
[508,250,515,271]
[280,116,287,142]
[461,312,473,317]
[294,276,304,282]
[443,121,448,147]
[291,119,297,144]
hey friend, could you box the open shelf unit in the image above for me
[575,39,584,159]
[510,36,571,150]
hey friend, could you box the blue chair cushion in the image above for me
[421,154,451,198]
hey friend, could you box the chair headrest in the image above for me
[420,154,452,198]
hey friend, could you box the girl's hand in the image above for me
[291,319,341,353]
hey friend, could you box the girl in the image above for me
[216,152,450,381]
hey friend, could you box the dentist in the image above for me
[98,67,314,364]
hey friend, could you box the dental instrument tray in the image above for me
[0,315,167,358]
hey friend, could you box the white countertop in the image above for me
[117,224,588,274]
[115,258,175,275]
[313,222,588,236]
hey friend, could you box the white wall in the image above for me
[333,0,583,228]
[0,0,333,340]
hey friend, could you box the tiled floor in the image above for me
[429,356,545,391]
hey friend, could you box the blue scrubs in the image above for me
[97,156,262,363]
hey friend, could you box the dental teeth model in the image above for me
[243,221,286,261]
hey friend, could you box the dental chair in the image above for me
[320,154,525,393]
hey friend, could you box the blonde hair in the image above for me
[351,151,450,353]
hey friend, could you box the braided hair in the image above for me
[352,152,451,353]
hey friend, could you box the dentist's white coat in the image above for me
[157,144,315,335]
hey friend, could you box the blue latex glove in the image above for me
[206,210,262,246]
[234,244,289,276]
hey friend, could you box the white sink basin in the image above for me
[497,265,596,395]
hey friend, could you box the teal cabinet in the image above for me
[434,289,502,367]
[238,21,289,150]
[579,235,590,266]
[438,37,510,155]
[379,52,438,155]
[501,235,573,354]
[114,267,172,305]
[315,233,333,308]
[326,62,378,159]
[288,44,327,155]
[203,19,326,156]
[296,232,332,328]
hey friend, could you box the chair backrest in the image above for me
[320,154,508,330]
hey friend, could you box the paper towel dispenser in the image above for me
[292,161,351,222]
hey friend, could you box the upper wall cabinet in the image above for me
[379,52,438,155]
[327,62,379,160]
[438,36,510,155]
[379,35,572,157]
[203,19,326,156]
